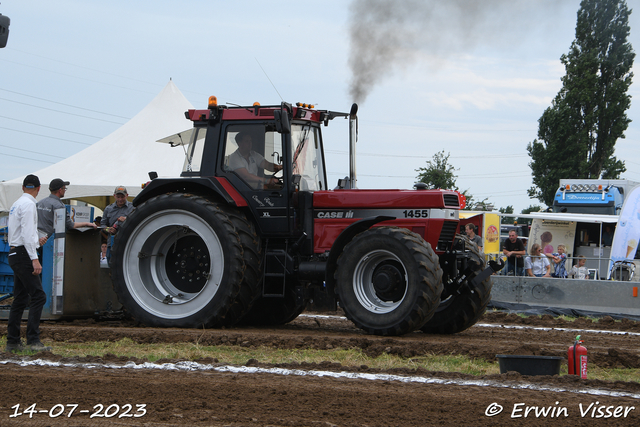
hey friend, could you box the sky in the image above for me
[1,0,640,213]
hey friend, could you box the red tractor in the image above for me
[110,98,501,336]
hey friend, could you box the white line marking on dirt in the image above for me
[300,314,640,336]
[475,323,640,336]
[2,358,638,400]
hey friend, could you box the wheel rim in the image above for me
[352,249,408,314]
[122,209,224,319]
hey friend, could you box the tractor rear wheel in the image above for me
[239,279,307,326]
[420,235,492,334]
[110,193,244,328]
[335,227,443,336]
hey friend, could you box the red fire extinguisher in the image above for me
[568,335,587,379]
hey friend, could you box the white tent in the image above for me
[0,80,194,211]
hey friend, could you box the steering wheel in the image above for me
[266,172,283,189]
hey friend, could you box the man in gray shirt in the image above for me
[101,185,134,233]
[465,223,483,252]
[37,178,96,244]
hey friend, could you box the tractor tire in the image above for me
[335,226,443,336]
[214,206,262,327]
[420,235,492,334]
[239,280,307,326]
[110,193,244,328]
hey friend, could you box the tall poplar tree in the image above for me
[527,0,634,206]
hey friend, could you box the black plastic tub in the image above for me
[496,355,563,376]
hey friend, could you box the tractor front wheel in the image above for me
[335,227,443,336]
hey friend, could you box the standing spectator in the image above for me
[37,178,96,244]
[101,185,134,232]
[503,230,526,276]
[464,223,483,251]
[100,242,109,268]
[568,255,589,279]
[101,186,134,260]
[525,243,551,277]
[545,244,568,278]
[602,225,614,247]
[6,175,51,353]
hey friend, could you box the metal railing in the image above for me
[484,253,636,281]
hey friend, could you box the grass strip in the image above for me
[3,336,640,382]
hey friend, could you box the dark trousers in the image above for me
[504,259,525,276]
[7,246,46,345]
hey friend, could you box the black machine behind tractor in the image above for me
[110,98,501,336]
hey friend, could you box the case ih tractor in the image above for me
[110,98,501,336]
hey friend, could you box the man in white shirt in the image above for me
[6,174,51,353]
[228,132,282,189]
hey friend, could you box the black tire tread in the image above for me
[420,234,492,334]
[238,279,307,326]
[214,205,262,326]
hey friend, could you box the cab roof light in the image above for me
[253,102,260,106]
[208,96,218,108]
[296,102,315,109]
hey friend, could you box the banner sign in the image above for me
[608,185,640,278]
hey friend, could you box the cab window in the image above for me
[223,125,283,190]
[291,124,326,191]
[182,127,207,173]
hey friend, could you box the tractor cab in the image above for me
[176,100,339,239]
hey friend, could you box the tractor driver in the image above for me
[228,132,282,190]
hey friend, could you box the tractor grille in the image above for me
[443,194,460,208]
[437,221,458,251]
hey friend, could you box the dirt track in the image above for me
[1,311,640,426]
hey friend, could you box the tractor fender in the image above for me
[325,215,395,292]
[132,177,248,208]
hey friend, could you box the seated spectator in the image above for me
[545,244,568,278]
[568,255,589,279]
[525,243,551,277]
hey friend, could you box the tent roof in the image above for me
[0,80,194,211]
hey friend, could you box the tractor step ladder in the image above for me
[262,240,293,297]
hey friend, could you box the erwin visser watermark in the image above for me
[485,402,636,419]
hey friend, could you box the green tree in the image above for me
[415,150,458,190]
[415,151,486,210]
[415,151,495,210]
[499,205,514,224]
[527,0,634,205]
[518,205,542,226]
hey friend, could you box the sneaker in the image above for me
[5,342,25,353]
[27,342,52,352]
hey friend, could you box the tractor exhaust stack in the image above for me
[349,103,358,189]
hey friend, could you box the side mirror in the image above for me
[0,14,10,48]
[274,109,291,134]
